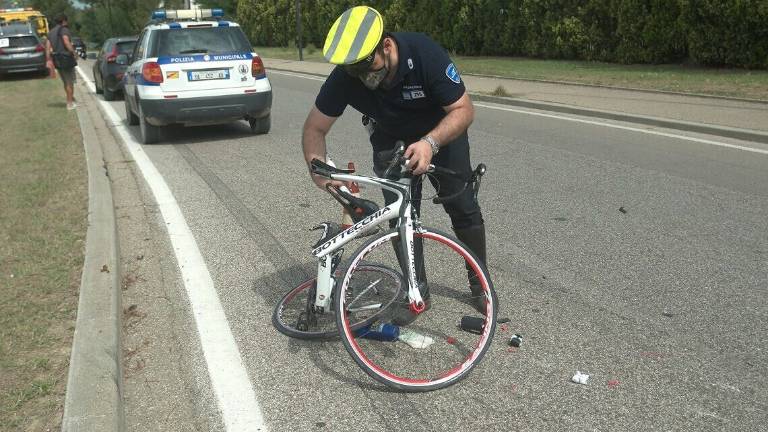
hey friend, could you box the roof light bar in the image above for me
[151,8,225,21]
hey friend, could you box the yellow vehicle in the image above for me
[0,7,49,38]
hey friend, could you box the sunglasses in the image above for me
[342,44,385,77]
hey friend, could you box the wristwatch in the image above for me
[422,134,440,156]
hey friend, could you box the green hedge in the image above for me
[235,0,767,69]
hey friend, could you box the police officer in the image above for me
[301,6,487,312]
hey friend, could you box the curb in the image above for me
[62,84,124,431]
[470,94,768,145]
[462,72,768,105]
[268,65,768,145]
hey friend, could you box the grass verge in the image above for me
[0,73,86,431]
[254,45,768,100]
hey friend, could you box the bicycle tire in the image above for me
[273,264,404,340]
[335,227,497,392]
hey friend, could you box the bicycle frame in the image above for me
[309,172,425,312]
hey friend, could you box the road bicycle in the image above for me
[273,143,497,391]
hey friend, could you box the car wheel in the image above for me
[95,72,103,94]
[125,95,139,126]
[248,114,271,135]
[103,85,115,101]
[138,101,160,144]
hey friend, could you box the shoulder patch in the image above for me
[445,63,461,84]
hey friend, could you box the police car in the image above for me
[122,8,272,144]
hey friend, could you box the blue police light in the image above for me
[211,8,224,17]
[151,9,167,20]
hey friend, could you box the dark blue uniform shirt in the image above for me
[315,32,465,150]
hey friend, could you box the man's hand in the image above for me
[310,171,345,191]
[404,139,433,175]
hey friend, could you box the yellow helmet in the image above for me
[323,6,383,65]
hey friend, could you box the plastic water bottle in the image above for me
[357,323,400,341]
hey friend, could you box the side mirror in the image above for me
[115,54,129,65]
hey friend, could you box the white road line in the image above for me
[472,103,768,155]
[270,69,768,155]
[76,67,267,432]
[269,69,325,82]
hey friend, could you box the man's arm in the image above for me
[61,34,76,56]
[302,105,343,190]
[404,91,475,174]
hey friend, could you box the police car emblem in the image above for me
[238,64,248,75]
[445,63,461,83]
[203,54,211,62]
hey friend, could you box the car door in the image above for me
[125,31,148,112]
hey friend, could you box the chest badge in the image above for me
[445,63,461,84]
[407,58,414,69]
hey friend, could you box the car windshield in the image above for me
[151,27,251,57]
[6,35,38,48]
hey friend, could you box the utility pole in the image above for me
[295,0,303,61]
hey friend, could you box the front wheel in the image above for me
[335,227,497,392]
[273,264,404,340]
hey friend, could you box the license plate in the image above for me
[188,69,229,81]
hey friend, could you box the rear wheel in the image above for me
[336,227,497,392]
[125,95,139,125]
[248,114,270,135]
[138,101,160,144]
[103,83,115,101]
[94,72,103,94]
[273,264,403,340]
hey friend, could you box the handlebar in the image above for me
[383,141,486,204]
[311,140,487,205]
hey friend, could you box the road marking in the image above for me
[269,69,325,82]
[474,103,768,155]
[270,69,767,155]
[76,67,268,432]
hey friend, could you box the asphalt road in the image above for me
[79,60,768,431]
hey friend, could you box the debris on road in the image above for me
[572,371,590,384]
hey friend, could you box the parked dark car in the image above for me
[93,36,137,100]
[0,23,47,76]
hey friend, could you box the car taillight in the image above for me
[0,48,5,55]
[34,44,44,52]
[251,56,265,78]
[142,62,164,84]
[106,46,119,63]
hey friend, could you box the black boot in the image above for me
[453,224,487,313]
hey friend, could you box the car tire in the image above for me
[95,72,103,94]
[103,85,115,101]
[125,95,139,126]
[138,101,161,144]
[249,114,271,135]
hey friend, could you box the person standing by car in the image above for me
[46,13,77,110]
[301,6,489,312]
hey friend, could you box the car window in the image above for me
[116,41,136,54]
[133,30,147,60]
[151,27,250,57]
[8,35,38,48]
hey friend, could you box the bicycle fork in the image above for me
[398,203,427,313]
